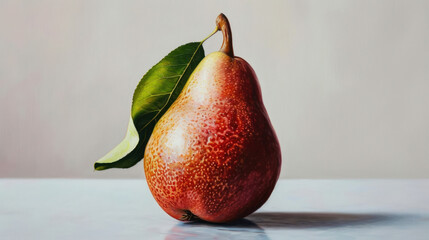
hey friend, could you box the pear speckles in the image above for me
[144,52,281,223]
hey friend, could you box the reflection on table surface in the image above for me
[1,179,429,240]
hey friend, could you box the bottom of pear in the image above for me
[180,210,200,221]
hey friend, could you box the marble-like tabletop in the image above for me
[1,179,428,239]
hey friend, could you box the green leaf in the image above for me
[94,117,141,170]
[94,42,205,170]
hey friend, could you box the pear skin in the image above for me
[144,14,281,223]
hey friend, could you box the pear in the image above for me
[144,14,281,223]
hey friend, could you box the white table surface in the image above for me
[1,179,429,240]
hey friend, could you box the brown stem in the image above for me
[216,13,234,57]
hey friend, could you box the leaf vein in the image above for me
[167,53,193,58]
[140,43,203,130]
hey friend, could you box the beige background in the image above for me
[1,0,428,178]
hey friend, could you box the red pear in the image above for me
[144,14,281,223]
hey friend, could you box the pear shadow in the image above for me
[246,212,402,229]
[164,212,406,239]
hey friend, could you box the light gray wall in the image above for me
[1,0,428,178]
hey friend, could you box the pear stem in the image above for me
[216,13,234,57]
